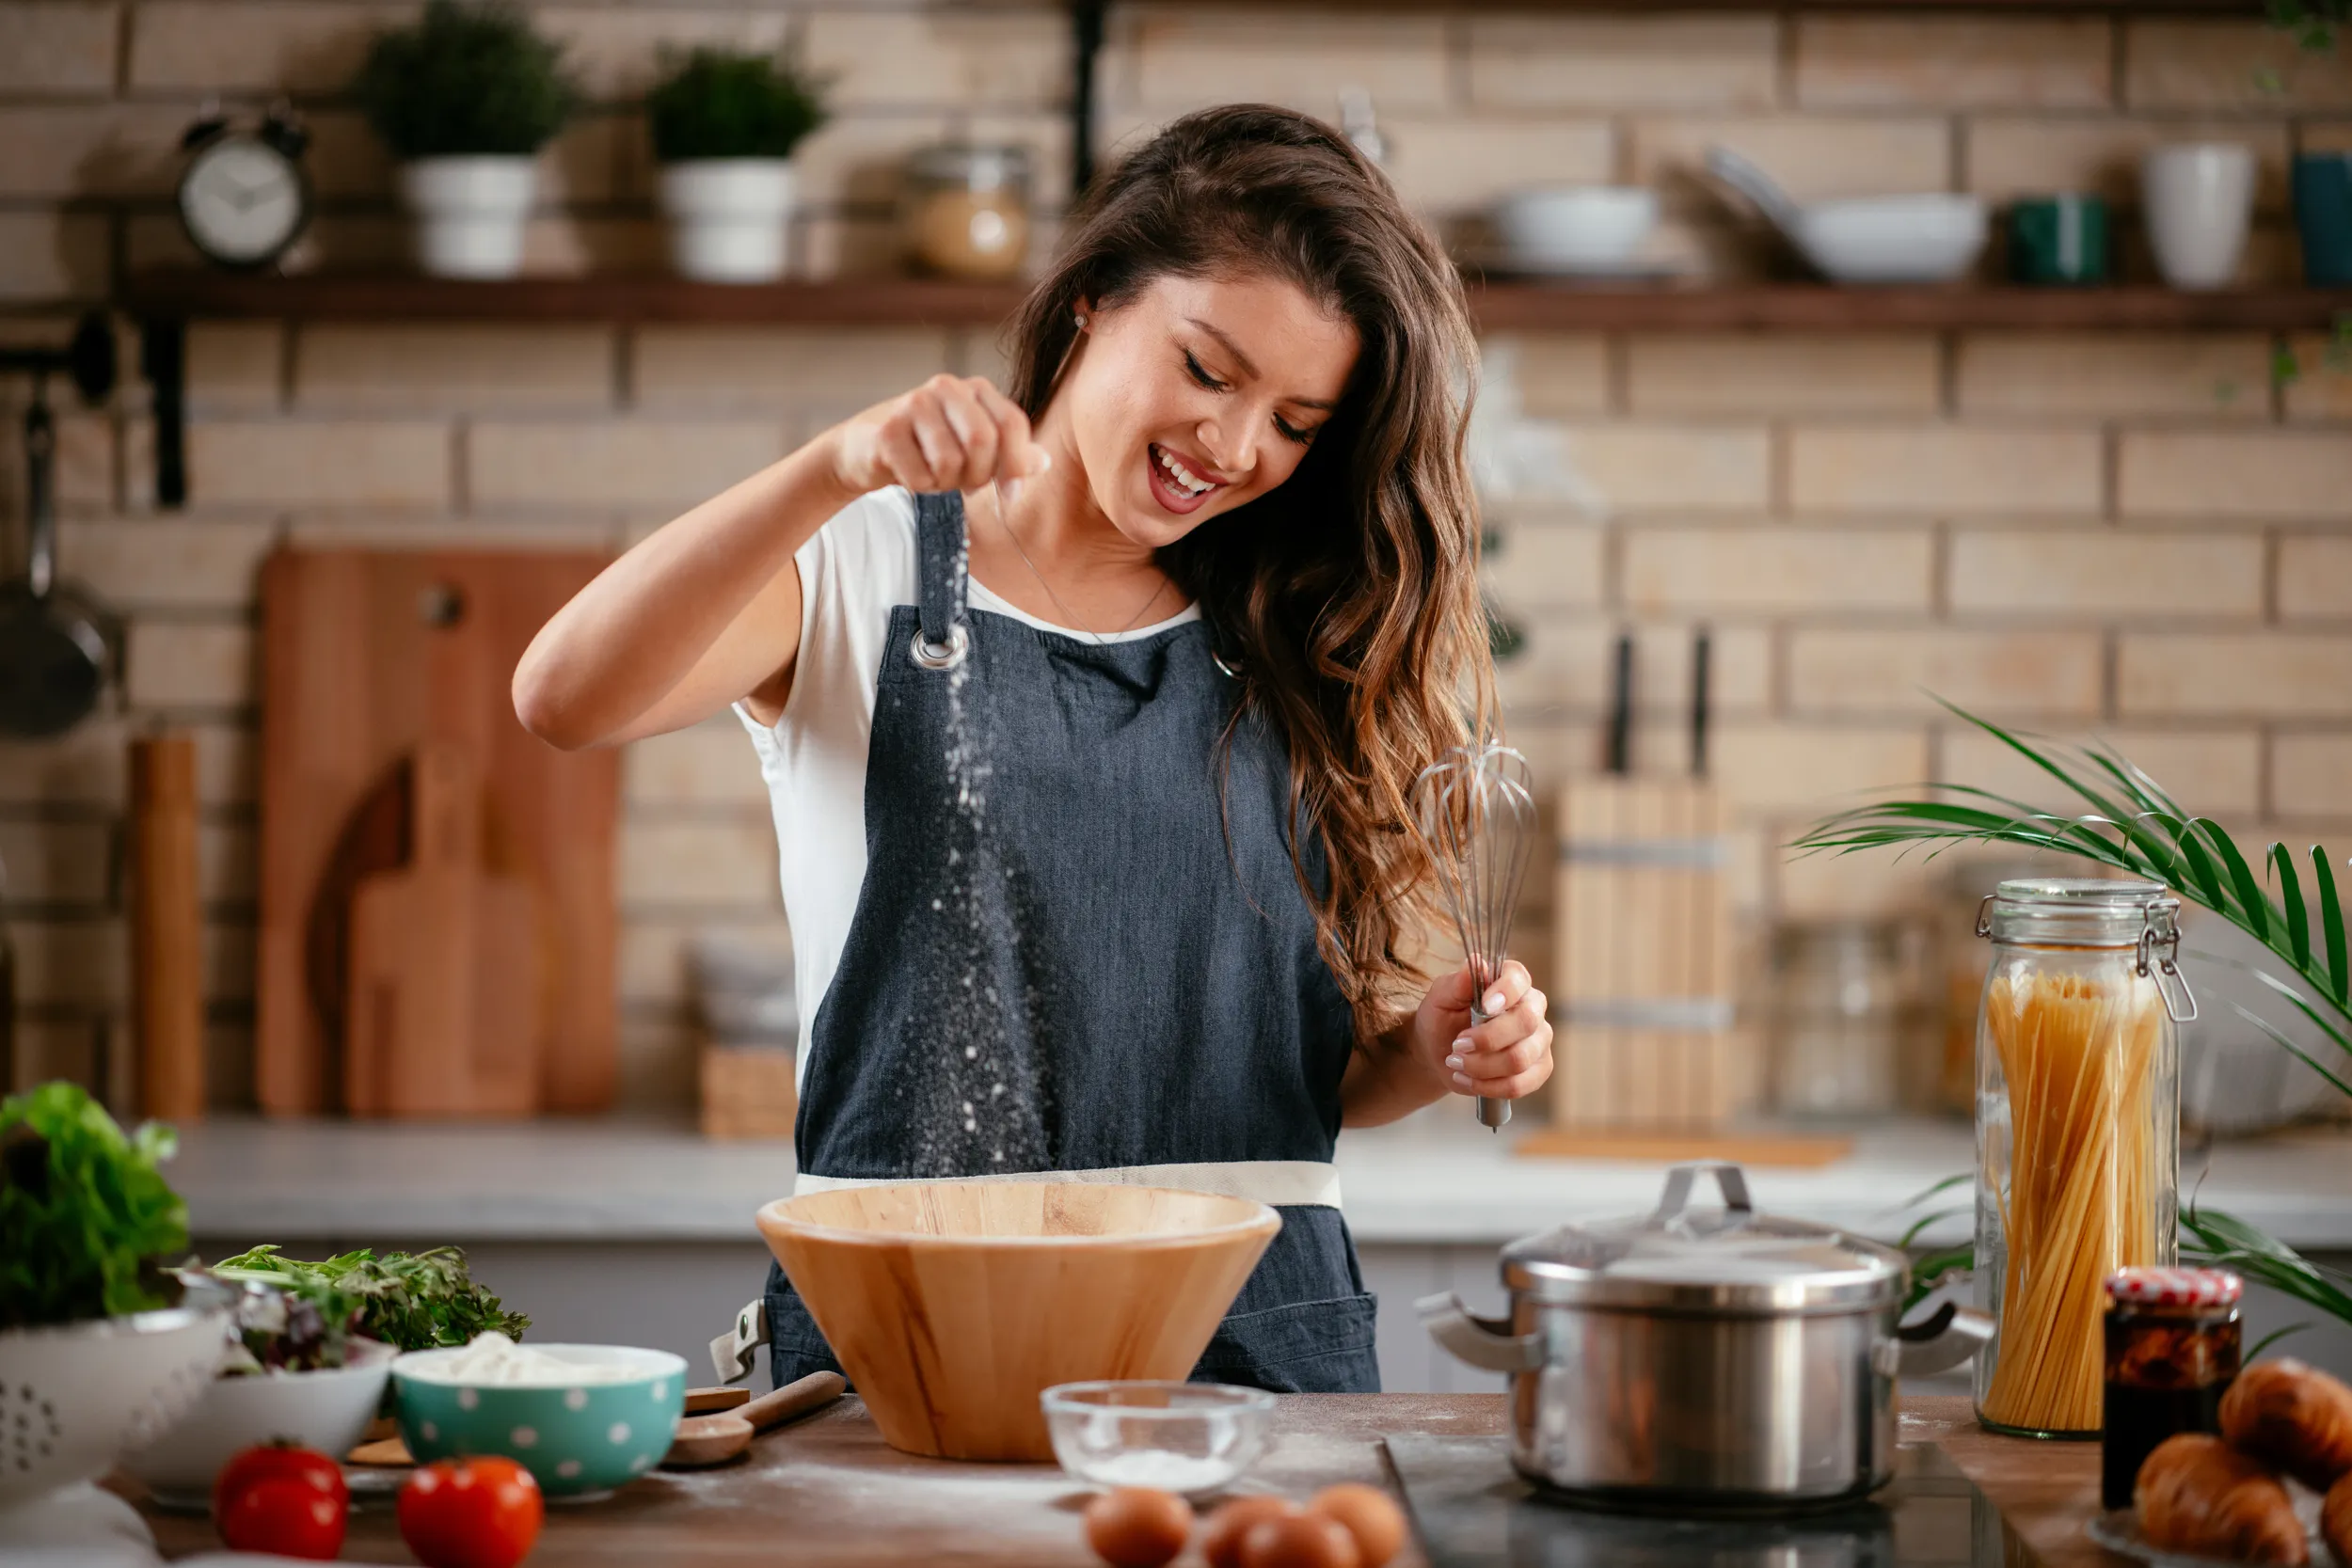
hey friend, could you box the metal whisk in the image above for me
[1414,742,1537,1132]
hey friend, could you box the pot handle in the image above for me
[1878,1301,1997,1380]
[1417,1291,1545,1374]
[1649,1161,1754,1234]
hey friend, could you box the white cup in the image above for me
[2141,143,2257,290]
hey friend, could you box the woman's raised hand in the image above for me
[1410,958,1554,1104]
[827,374,1053,497]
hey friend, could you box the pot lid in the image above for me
[1500,1163,1906,1313]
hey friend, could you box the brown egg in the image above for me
[1239,1510,1362,1568]
[1201,1495,1297,1568]
[1084,1486,1192,1568]
[1308,1483,1406,1568]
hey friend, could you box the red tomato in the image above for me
[398,1456,545,1568]
[217,1477,347,1560]
[214,1442,348,1560]
[214,1440,349,1519]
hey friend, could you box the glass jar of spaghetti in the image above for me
[1973,879,2193,1439]
[2102,1267,2242,1509]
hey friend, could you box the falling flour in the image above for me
[898,519,1059,1178]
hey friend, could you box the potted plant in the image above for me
[352,0,575,279]
[646,47,829,283]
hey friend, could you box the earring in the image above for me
[1073,312,1087,328]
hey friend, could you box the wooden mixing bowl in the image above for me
[756,1181,1280,1461]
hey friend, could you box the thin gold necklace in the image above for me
[987,480,1169,645]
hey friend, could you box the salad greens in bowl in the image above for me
[0,1084,229,1510]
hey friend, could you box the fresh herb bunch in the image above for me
[213,1245,528,1352]
[353,0,575,161]
[0,1083,189,1329]
[646,47,829,163]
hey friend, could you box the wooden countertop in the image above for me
[133,1393,2106,1565]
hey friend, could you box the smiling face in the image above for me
[1050,271,1360,549]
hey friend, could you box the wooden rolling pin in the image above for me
[131,732,204,1122]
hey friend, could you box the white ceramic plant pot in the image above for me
[2142,143,2257,291]
[400,155,538,279]
[659,159,795,283]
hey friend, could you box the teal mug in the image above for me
[2008,194,2109,285]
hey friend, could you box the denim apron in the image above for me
[760,490,1380,1394]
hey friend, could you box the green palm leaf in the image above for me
[2273,845,2312,971]
[2313,846,2348,1007]
[1792,700,2350,1053]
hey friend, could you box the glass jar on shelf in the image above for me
[902,144,1032,281]
[1769,919,1904,1118]
[1973,879,2192,1440]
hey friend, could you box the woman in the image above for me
[515,104,1554,1394]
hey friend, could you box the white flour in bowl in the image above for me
[411,1332,644,1386]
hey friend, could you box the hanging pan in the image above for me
[0,313,118,739]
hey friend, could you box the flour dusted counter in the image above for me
[166,1111,2352,1391]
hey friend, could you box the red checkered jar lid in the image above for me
[2106,1267,2243,1308]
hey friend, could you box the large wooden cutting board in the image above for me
[258,547,618,1117]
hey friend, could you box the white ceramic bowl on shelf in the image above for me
[120,1338,397,1511]
[0,1293,230,1512]
[1494,186,1659,273]
[1794,194,1988,284]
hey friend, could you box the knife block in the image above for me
[1548,777,1739,1130]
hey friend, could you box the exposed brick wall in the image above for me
[0,2,2345,1110]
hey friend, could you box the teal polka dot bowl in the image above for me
[390,1345,686,1501]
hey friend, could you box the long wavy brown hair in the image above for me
[1002,103,1493,1034]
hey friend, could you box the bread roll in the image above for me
[2222,1360,2352,1492]
[2322,1472,2352,1568]
[2137,1433,2308,1565]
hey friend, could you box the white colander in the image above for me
[0,1295,229,1511]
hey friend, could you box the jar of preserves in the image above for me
[902,145,1032,281]
[1973,879,2193,1439]
[2103,1267,2243,1509]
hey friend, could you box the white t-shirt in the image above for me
[733,486,1200,1081]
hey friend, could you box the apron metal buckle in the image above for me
[910,622,970,672]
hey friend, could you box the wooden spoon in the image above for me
[741,1370,847,1433]
[661,1414,755,1468]
[660,1371,845,1469]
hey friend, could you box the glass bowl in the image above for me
[1040,1381,1274,1496]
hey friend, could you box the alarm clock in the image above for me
[177,104,311,270]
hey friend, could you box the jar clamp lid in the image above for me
[1499,1162,1905,1314]
[1974,877,2199,1022]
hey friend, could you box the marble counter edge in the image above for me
[166,1115,2352,1249]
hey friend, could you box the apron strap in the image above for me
[913,490,969,666]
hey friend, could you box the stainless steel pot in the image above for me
[1420,1162,1991,1513]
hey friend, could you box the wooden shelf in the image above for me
[122,271,1030,328]
[123,269,2352,335]
[1469,282,2352,332]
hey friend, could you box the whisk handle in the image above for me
[1470,1005,1512,1132]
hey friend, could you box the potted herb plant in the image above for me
[646,46,829,283]
[352,0,575,279]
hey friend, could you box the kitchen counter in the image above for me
[127,1393,2107,1566]
[167,1108,2352,1248]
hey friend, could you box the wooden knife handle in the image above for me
[740,1370,846,1434]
